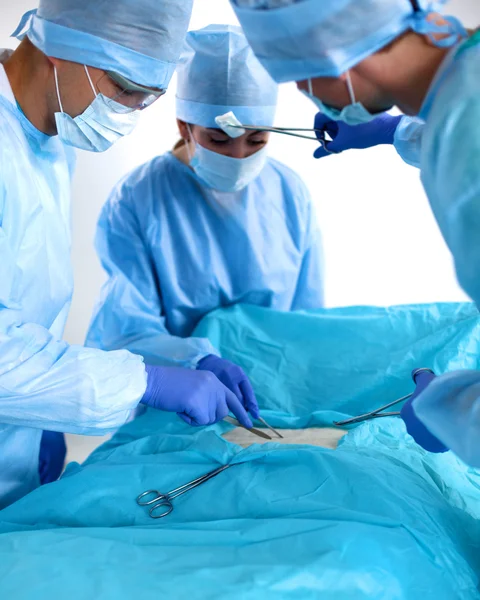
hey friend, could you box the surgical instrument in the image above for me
[226,123,329,141]
[224,416,272,440]
[137,464,232,519]
[256,416,284,439]
[215,111,332,145]
[334,368,435,427]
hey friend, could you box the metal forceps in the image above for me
[137,464,232,519]
[334,368,434,427]
[256,416,284,439]
[223,416,284,440]
[227,123,327,142]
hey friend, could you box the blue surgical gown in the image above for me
[86,152,325,367]
[408,34,480,467]
[0,57,146,509]
[394,116,424,169]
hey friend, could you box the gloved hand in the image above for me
[141,364,253,428]
[197,355,260,419]
[313,113,403,159]
[400,369,448,453]
[38,430,67,485]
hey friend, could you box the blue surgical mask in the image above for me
[54,65,141,153]
[186,128,267,192]
[302,71,377,126]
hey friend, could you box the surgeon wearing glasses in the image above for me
[0,0,261,510]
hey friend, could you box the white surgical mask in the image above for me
[54,65,141,153]
[302,71,377,126]
[186,125,267,192]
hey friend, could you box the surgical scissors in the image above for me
[334,368,434,427]
[137,464,232,519]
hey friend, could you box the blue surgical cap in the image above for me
[176,24,278,128]
[12,0,193,88]
[231,0,456,81]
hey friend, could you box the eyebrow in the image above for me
[205,128,267,140]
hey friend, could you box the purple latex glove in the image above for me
[313,113,403,159]
[400,369,448,454]
[38,430,67,485]
[141,364,253,428]
[197,355,260,419]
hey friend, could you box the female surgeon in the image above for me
[86,24,325,414]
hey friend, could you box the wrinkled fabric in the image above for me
[176,24,278,128]
[86,153,324,367]
[194,303,480,428]
[230,0,454,81]
[393,116,424,168]
[12,0,193,88]
[0,62,146,509]
[1,302,480,597]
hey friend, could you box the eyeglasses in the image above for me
[97,71,166,110]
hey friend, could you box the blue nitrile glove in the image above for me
[400,369,448,453]
[313,113,403,159]
[38,430,67,485]
[141,364,253,428]
[197,355,260,419]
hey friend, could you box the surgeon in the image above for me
[86,25,325,415]
[0,0,258,511]
[231,0,480,467]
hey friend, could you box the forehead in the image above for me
[202,127,267,139]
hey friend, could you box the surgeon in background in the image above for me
[86,25,325,416]
[231,0,480,467]
[0,0,257,511]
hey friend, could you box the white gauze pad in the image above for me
[215,111,246,138]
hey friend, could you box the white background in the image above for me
[0,0,478,350]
